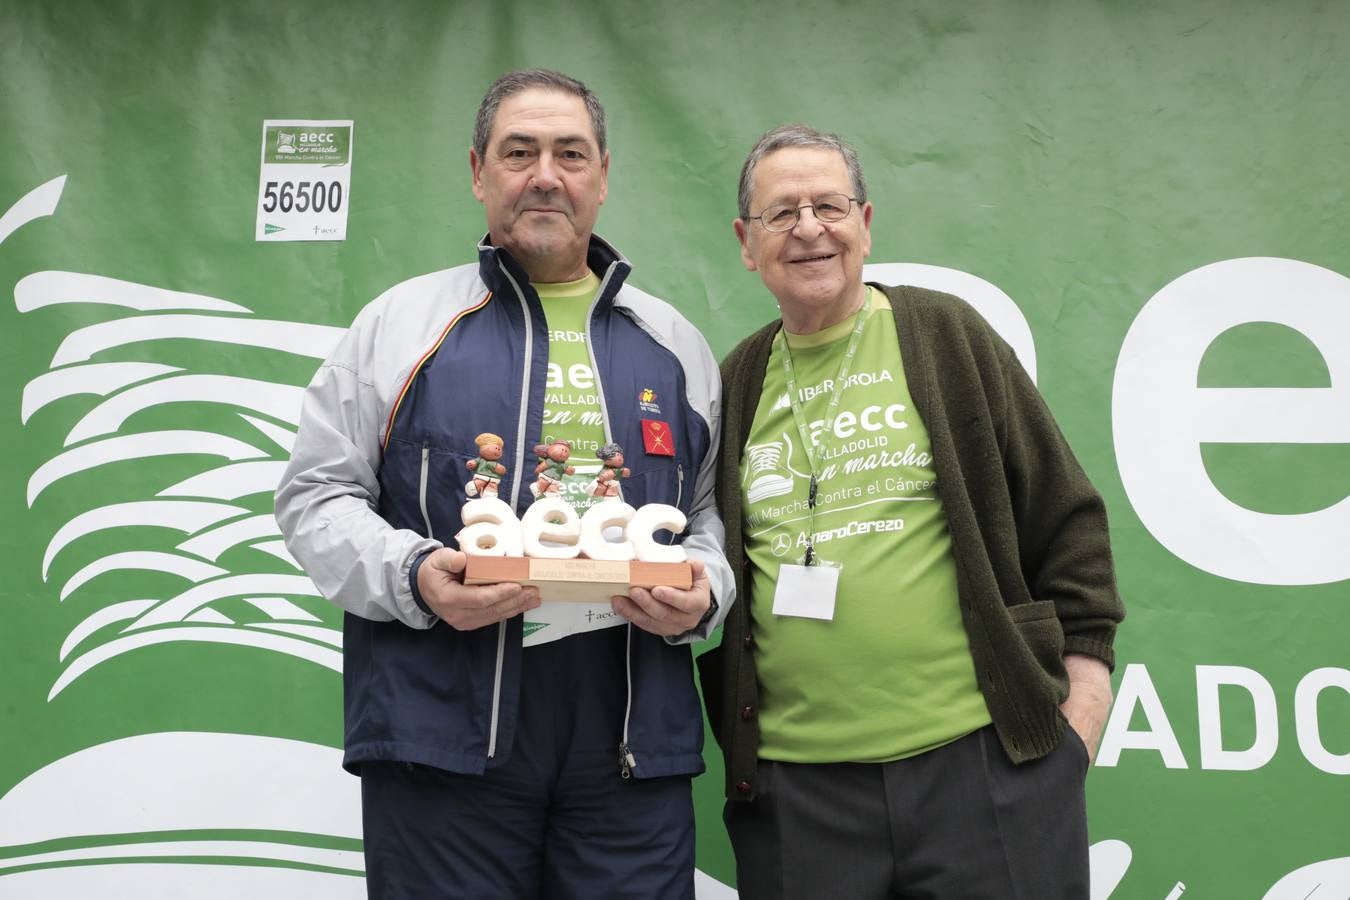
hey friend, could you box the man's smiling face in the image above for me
[734,146,872,332]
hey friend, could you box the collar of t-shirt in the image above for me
[532,270,601,300]
[782,285,889,350]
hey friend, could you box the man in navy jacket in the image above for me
[276,69,732,899]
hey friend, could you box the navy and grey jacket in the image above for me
[275,234,734,779]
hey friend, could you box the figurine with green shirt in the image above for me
[529,438,574,498]
[590,442,630,499]
[699,124,1125,900]
[465,431,507,498]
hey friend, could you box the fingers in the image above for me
[651,557,708,606]
[612,575,711,637]
[1060,695,1109,762]
[416,548,465,607]
[470,582,541,630]
[435,581,541,631]
[1067,714,1102,762]
[420,549,541,630]
[612,592,670,635]
[424,547,468,578]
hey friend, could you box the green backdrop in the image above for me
[2,1,1347,897]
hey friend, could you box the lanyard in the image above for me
[777,298,869,565]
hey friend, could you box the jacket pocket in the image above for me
[380,436,480,537]
[1007,599,1068,682]
[425,442,482,540]
[695,643,725,745]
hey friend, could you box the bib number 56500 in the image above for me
[261,180,343,213]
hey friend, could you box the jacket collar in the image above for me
[474,233,633,308]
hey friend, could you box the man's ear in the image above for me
[733,218,757,272]
[598,150,610,205]
[470,148,484,202]
[860,200,873,259]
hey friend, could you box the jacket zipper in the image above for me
[619,623,637,778]
[484,262,537,761]
[668,463,684,544]
[582,267,640,779]
[418,444,434,538]
[625,462,684,771]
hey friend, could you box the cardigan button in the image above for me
[740,705,756,721]
[735,779,753,794]
[742,632,754,649]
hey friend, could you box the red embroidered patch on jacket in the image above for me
[641,419,675,456]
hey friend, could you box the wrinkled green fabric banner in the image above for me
[2,1,1347,896]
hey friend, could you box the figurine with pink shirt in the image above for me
[530,438,574,498]
[589,443,630,500]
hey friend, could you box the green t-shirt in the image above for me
[742,287,991,762]
[523,272,625,644]
[469,456,503,483]
[535,271,609,510]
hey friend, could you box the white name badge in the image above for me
[772,563,840,621]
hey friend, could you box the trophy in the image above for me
[460,441,692,600]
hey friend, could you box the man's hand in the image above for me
[417,548,541,631]
[1060,653,1113,761]
[611,558,712,637]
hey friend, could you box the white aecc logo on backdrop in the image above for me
[1113,257,1350,586]
[0,175,364,896]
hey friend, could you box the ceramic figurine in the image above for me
[530,438,574,498]
[590,443,630,499]
[465,432,507,498]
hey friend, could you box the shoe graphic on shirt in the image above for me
[745,441,794,503]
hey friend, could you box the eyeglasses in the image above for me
[747,193,859,233]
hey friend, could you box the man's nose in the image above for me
[790,205,825,239]
[530,154,562,192]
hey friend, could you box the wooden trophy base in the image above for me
[463,555,693,603]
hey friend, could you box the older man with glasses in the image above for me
[698,123,1125,899]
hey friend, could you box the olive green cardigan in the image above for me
[698,283,1124,801]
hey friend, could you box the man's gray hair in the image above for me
[473,69,607,159]
[737,124,867,220]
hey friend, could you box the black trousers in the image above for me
[361,628,695,900]
[725,725,1091,900]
